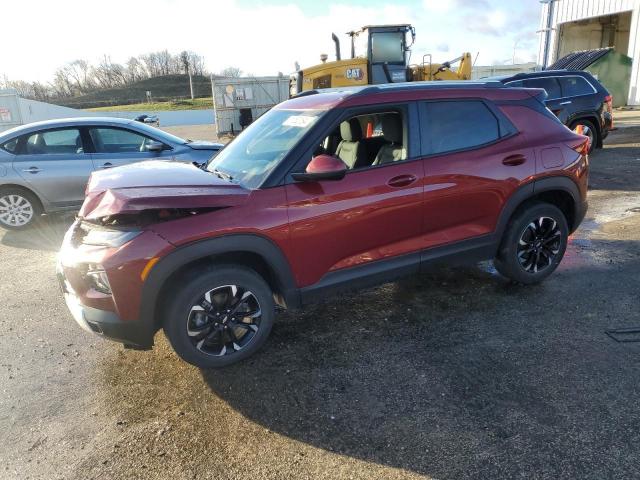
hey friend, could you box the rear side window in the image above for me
[24,128,83,155]
[523,78,561,100]
[559,76,594,97]
[420,101,502,155]
[0,138,18,154]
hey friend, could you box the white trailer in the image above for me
[211,76,290,136]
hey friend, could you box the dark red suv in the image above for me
[57,82,589,368]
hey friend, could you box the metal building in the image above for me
[538,0,640,105]
[211,76,290,136]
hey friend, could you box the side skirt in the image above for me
[299,234,498,305]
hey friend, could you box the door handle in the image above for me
[502,154,526,166]
[100,162,113,169]
[22,166,41,174]
[387,174,417,188]
[559,100,572,105]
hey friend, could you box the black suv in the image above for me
[496,70,613,152]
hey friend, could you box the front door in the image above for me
[285,108,424,289]
[87,126,173,170]
[13,127,94,207]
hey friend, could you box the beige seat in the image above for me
[373,115,406,165]
[335,119,366,169]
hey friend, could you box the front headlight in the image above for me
[85,264,112,294]
[82,228,142,248]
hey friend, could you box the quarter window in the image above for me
[0,138,18,154]
[89,127,155,154]
[559,76,594,97]
[421,101,500,155]
[24,128,84,155]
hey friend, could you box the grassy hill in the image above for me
[87,97,213,112]
[56,74,212,109]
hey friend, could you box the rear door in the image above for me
[418,99,535,247]
[524,77,569,123]
[87,126,173,170]
[13,127,94,207]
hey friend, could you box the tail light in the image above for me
[570,136,590,157]
[604,94,613,129]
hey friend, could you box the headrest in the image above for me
[382,115,402,144]
[340,118,362,142]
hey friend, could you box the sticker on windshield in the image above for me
[283,115,316,128]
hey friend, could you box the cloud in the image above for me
[0,0,542,82]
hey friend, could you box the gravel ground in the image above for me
[0,127,639,480]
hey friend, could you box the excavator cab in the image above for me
[290,24,470,95]
[351,24,415,84]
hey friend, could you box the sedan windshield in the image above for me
[207,108,324,189]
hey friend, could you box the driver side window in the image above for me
[315,110,407,171]
[89,127,156,154]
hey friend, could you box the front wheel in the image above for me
[494,203,569,284]
[163,265,275,368]
[0,188,41,230]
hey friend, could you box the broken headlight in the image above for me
[82,228,141,248]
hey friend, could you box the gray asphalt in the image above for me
[1,128,639,480]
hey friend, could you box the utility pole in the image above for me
[181,51,195,100]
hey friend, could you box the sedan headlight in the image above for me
[82,228,141,248]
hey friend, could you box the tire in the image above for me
[163,265,275,368]
[494,202,569,285]
[0,188,42,230]
[570,118,599,152]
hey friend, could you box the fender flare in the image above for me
[495,176,582,239]
[139,234,300,329]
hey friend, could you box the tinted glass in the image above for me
[371,32,404,63]
[89,128,153,153]
[523,78,561,100]
[505,80,524,88]
[559,76,594,97]
[1,138,18,154]
[421,101,500,155]
[24,128,83,155]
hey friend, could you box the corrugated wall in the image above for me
[539,0,640,104]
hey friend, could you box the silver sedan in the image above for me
[0,117,222,229]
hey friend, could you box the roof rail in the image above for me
[292,90,320,98]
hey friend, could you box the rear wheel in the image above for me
[0,188,41,230]
[163,265,275,368]
[570,118,598,152]
[494,202,568,284]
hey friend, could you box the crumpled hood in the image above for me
[79,160,248,220]
[186,140,224,150]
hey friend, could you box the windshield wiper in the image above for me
[213,168,234,182]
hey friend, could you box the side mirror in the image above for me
[291,154,347,182]
[145,141,165,152]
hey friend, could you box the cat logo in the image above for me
[345,68,364,81]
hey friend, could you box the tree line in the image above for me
[0,50,243,102]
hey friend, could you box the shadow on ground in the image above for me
[194,238,640,479]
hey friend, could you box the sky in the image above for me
[0,0,542,83]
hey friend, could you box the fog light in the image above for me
[85,264,112,294]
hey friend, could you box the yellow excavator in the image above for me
[291,25,472,95]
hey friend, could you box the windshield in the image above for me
[207,108,324,189]
[370,32,405,63]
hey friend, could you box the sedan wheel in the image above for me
[0,193,35,229]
